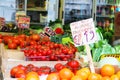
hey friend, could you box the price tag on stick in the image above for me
[0,17,5,27]
[85,44,95,73]
[70,18,98,73]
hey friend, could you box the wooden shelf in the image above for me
[27,7,47,11]
[96,15,114,18]
[97,3,120,6]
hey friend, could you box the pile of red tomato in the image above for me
[0,34,41,49]
[23,41,77,61]
[10,60,81,78]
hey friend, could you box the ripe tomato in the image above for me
[20,41,27,48]
[19,34,26,40]
[17,64,26,71]
[0,39,3,43]
[12,39,20,45]
[30,34,40,41]
[55,27,64,34]
[38,66,51,75]
[67,60,80,69]
[29,40,37,45]
[54,63,65,71]
[10,66,21,77]
[4,37,13,44]
[15,72,26,78]
[8,42,17,49]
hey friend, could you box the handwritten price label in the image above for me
[70,18,98,46]
[18,16,30,29]
[0,17,5,27]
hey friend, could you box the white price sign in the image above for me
[70,18,98,47]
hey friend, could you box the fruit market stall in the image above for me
[0,18,120,80]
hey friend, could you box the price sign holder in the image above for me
[85,44,95,73]
[70,18,98,73]
[17,16,30,34]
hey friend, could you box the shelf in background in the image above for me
[27,7,47,12]
[30,22,47,26]
[65,2,91,5]
[97,3,120,6]
[96,15,115,18]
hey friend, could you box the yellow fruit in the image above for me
[47,73,60,80]
[25,71,39,80]
[111,74,119,80]
[88,73,100,80]
[71,75,83,80]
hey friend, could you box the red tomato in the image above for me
[0,39,3,43]
[8,42,17,49]
[17,64,26,71]
[38,66,51,75]
[10,66,21,77]
[3,37,13,44]
[29,40,37,45]
[19,34,26,40]
[20,41,27,48]
[15,72,26,78]
[31,67,39,72]
[55,27,64,34]
[54,63,65,71]
[30,34,40,41]
[67,60,80,69]
[12,39,20,45]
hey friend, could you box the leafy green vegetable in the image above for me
[62,37,74,45]
[91,39,116,62]
[114,45,120,53]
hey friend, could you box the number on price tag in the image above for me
[70,18,98,46]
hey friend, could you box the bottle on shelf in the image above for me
[101,7,106,15]
[109,19,114,31]
[111,6,115,15]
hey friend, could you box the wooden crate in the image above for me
[0,43,25,61]
[2,61,67,80]
[0,32,15,36]
[0,43,67,80]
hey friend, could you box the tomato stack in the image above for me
[22,41,76,61]
[10,60,81,78]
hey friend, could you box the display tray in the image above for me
[25,54,74,61]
